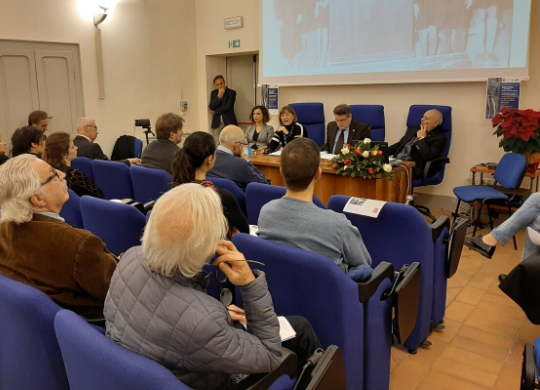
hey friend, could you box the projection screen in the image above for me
[260,0,532,86]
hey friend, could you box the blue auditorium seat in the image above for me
[206,177,247,216]
[328,197,433,353]
[350,105,385,142]
[130,165,172,203]
[0,274,69,390]
[80,196,146,256]
[134,138,143,158]
[72,157,95,181]
[54,310,296,390]
[60,189,84,229]
[289,103,326,147]
[92,160,134,200]
[245,182,326,225]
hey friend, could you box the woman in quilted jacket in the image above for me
[104,183,321,390]
[44,131,105,199]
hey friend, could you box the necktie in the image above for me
[334,130,345,154]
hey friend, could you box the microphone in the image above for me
[405,195,414,206]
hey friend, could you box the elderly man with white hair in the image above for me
[0,155,118,319]
[73,117,140,165]
[207,125,269,191]
[387,109,448,180]
[105,183,322,390]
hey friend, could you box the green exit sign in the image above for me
[229,40,241,49]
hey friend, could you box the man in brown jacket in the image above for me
[0,155,117,319]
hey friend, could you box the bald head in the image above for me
[219,125,246,157]
[421,110,443,132]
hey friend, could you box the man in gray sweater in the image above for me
[141,113,183,173]
[257,138,372,270]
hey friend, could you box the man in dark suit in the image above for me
[207,125,269,191]
[388,109,447,180]
[73,118,140,166]
[208,75,238,143]
[320,104,372,154]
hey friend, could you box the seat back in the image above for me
[432,221,451,328]
[289,103,326,147]
[134,139,143,158]
[407,105,452,187]
[72,157,95,181]
[233,234,364,390]
[350,105,385,142]
[246,182,326,225]
[60,190,84,229]
[206,177,247,216]
[92,160,134,199]
[130,165,172,204]
[494,153,528,190]
[80,196,146,256]
[0,274,69,390]
[54,310,189,390]
[328,196,434,352]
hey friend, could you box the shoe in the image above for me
[498,274,507,284]
[465,236,496,259]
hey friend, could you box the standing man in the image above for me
[141,113,184,173]
[28,110,51,137]
[208,75,238,144]
[321,104,372,154]
[73,118,140,166]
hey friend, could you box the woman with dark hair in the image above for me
[245,106,274,150]
[267,106,308,152]
[44,132,105,199]
[171,131,249,238]
[11,126,45,157]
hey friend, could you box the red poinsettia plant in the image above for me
[492,107,540,154]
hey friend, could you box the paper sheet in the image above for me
[343,197,386,218]
[527,227,540,246]
[320,152,336,161]
[249,225,259,237]
[269,150,282,156]
[278,316,296,342]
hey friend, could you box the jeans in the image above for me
[492,193,540,261]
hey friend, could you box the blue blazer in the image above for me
[207,150,269,191]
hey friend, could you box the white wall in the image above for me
[195,0,540,198]
[0,0,199,155]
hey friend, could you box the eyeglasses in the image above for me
[40,168,60,186]
[87,125,98,131]
[216,260,265,308]
[235,142,248,146]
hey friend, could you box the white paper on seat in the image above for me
[527,227,540,246]
[343,197,386,218]
[249,225,259,237]
[278,316,296,342]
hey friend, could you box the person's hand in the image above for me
[214,241,256,287]
[417,125,427,140]
[228,304,246,323]
[129,158,141,165]
[218,87,225,98]
[465,0,473,9]
[414,3,420,18]
[277,126,289,135]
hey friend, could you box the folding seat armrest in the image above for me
[422,157,450,186]
[431,216,451,243]
[357,262,395,303]
[233,348,298,390]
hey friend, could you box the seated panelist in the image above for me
[258,138,372,271]
[0,155,118,319]
[245,105,275,150]
[388,109,447,180]
[320,104,372,154]
[104,183,322,390]
[267,106,308,152]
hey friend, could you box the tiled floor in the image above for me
[389,216,538,390]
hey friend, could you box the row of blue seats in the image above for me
[59,184,455,388]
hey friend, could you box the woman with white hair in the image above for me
[104,183,321,390]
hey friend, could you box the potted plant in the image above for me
[493,107,540,172]
[331,138,393,179]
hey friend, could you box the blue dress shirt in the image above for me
[332,127,350,154]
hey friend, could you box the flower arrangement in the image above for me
[331,138,393,179]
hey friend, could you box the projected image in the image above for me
[263,0,526,77]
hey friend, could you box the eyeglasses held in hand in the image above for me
[216,260,265,309]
